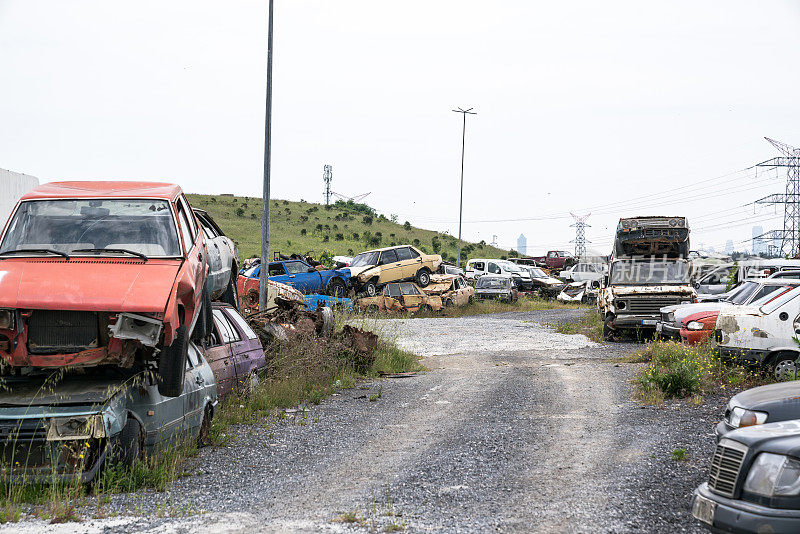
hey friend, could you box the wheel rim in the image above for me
[775,359,797,379]
[420,272,429,285]
[366,284,376,297]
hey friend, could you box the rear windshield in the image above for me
[477,277,510,289]
[1,199,181,257]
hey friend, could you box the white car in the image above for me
[465,258,532,290]
[560,262,605,282]
[715,285,800,379]
[194,209,239,307]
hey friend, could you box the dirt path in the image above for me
[7,310,711,534]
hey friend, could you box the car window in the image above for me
[407,247,420,258]
[471,261,484,271]
[225,309,259,340]
[179,196,198,238]
[548,251,556,258]
[380,250,398,265]
[197,214,217,240]
[396,247,413,261]
[762,286,800,314]
[176,204,195,252]
[399,283,420,295]
[187,343,201,367]
[213,309,241,342]
[285,261,309,275]
[207,321,223,347]
[268,263,286,276]
[488,262,502,274]
[387,284,402,297]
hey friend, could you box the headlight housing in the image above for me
[686,321,705,331]
[729,406,768,428]
[616,301,626,310]
[744,453,800,496]
[0,309,14,330]
[47,414,105,441]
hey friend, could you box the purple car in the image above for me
[204,303,267,398]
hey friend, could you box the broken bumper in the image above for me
[693,483,800,534]
[656,322,681,340]
[718,346,769,366]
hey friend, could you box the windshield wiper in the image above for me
[0,249,70,260]
[72,248,148,261]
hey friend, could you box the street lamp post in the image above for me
[452,107,476,268]
[259,0,274,311]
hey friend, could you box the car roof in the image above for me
[21,181,183,201]
[360,245,416,253]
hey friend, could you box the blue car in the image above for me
[241,259,350,297]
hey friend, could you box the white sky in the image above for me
[1,0,799,254]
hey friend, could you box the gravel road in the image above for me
[7,309,721,534]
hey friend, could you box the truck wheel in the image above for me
[364,280,378,297]
[220,272,239,309]
[416,268,431,287]
[771,353,799,380]
[158,325,188,398]
[113,416,142,467]
[327,278,346,298]
[603,315,618,342]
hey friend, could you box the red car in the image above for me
[0,181,209,396]
[679,310,718,345]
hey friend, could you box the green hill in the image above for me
[187,194,514,265]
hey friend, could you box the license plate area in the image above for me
[642,319,658,326]
[655,323,663,331]
[692,494,716,526]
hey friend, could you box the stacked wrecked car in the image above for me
[0,181,261,482]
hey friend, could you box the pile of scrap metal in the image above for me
[557,279,600,303]
[245,287,334,345]
[422,274,474,307]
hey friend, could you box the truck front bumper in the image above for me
[612,314,660,329]
[693,482,800,534]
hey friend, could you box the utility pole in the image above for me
[323,164,333,206]
[258,0,274,311]
[754,138,800,257]
[452,107,476,267]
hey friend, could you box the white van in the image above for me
[464,258,533,290]
[715,285,800,378]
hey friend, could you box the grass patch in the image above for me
[553,309,604,342]
[632,340,771,403]
[333,510,363,524]
[671,448,688,462]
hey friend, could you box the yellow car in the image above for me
[357,282,443,314]
[348,245,442,297]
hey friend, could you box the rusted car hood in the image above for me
[0,259,180,312]
[609,285,694,296]
[0,377,126,407]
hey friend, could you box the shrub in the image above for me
[300,229,307,236]
[403,221,412,231]
[362,215,373,225]
[335,233,344,241]
[236,207,245,217]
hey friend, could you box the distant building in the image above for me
[0,168,39,225]
[725,240,734,255]
[752,226,766,255]
[517,234,527,255]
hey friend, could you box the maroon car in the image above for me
[204,303,266,398]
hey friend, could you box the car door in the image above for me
[378,249,402,283]
[267,262,291,286]
[183,343,206,434]
[383,284,403,311]
[284,260,320,293]
[455,277,468,305]
[399,282,424,311]
[214,308,251,387]
[194,210,225,295]
[204,312,236,398]
[487,262,502,275]
[224,306,267,379]
[396,247,420,279]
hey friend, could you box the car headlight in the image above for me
[680,300,691,304]
[47,414,105,440]
[616,301,626,310]
[729,406,768,428]
[0,309,14,330]
[669,218,678,227]
[686,321,705,331]
[666,312,675,323]
[744,453,800,496]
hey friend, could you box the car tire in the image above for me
[220,273,239,309]
[416,268,431,287]
[771,353,799,380]
[114,416,142,467]
[364,280,378,297]
[197,404,212,448]
[327,278,346,298]
[158,325,188,398]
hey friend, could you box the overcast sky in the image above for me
[1,1,799,254]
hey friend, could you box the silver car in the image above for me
[194,209,239,306]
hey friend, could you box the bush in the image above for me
[236,207,245,217]
[403,221,412,231]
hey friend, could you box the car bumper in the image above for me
[613,314,660,329]
[475,291,512,300]
[681,328,714,345]
[714,420,735,442]
[656,322,681,340]
[693,483,800,533]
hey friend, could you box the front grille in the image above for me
[624,297,681,315]
[708,440,747,497]
[0,419,47,442]
[27,311,99,354]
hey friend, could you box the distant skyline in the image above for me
[1,1,798,254]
